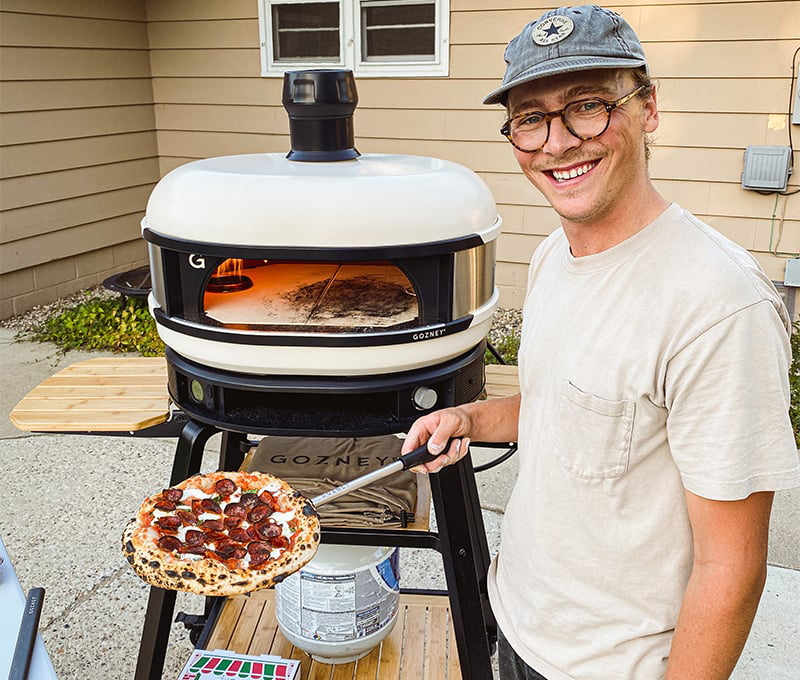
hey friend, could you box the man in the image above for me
[402,5,800,679]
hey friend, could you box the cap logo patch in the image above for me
[532,16,574,46]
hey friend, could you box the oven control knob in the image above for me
[412,386,438,411]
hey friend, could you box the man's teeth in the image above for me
[551,162,596,181]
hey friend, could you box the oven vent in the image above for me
[283,69,360,163]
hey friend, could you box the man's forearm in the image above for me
[665,560,766,679]
[459,393,520,443]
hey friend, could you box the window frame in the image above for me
[258,0,450,77]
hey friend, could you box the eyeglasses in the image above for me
[500,86,645,153]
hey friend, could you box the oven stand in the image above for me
[133,419,496,680]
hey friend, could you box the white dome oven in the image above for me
[143,70,499,436]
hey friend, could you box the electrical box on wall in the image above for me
[741,146,793,192]
[785,258,800,287]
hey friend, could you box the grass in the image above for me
[790,321,800,447]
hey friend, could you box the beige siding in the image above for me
[0,0,158,318]
[2,0,798,319]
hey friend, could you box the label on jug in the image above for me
[276,550,399,642]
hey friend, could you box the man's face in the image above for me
[506,69,658,226]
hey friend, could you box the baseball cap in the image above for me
[483,5,648,105]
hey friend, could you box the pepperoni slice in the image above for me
[191,500,205,515]
[215,478,237,496]
[259,491,278,510]
[230,547,247,560]
[239,493,259,508]
[249,553,270,569]
[215,541,238,556]
[176,510,198,525]
[247,526,261,541]
[204,530,228,544]
[270,535,289,550]
[156,516,182,530]
[163,488,183,502]
[257,522,282,539]
[184,529,206,546]
[223,517,241,530]
[247,541,271,554]
[182,544,207,555]
[224,502,246,518]
[228,528,251,543]
[200,498,222,514]
[157,535,182,552]
[248,506,269,523]
[154,500,176,512]
[200,519,224,532]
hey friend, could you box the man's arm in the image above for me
[401,393,521,473]
[664,490,774,679]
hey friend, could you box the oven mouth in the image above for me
[202,259,419,332]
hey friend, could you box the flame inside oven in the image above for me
[203,260,419,332]
[207,258,254,293]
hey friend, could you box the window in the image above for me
[258,0,450,77]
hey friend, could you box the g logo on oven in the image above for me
[188,254,206,269]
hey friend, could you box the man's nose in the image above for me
[542,116,581,155]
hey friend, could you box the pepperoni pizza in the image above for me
[122,471,321,596]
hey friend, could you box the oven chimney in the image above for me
[283,69,360,162]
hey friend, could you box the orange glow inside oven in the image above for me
[202,259,419,330]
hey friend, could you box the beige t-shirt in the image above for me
[487,203,800,680]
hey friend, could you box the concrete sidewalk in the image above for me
[1,327,799,679]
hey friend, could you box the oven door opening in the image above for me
[202,259,419,333]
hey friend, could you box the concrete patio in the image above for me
[1,326,798,679]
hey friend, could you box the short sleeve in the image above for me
[665,299,800,500]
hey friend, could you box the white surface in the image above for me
[143,153,500,247]
[154,291,498,375]
[0,536,58,680]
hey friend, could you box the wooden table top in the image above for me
[205,590,461,680]
[9,356,170,432]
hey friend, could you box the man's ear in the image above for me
[642,86,659,133]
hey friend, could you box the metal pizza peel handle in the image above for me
[308,438,454,509]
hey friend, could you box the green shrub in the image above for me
[790,321,800,447]
[33,297,163,357]
[485,332,520,366]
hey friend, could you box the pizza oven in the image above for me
[143,69,499,437]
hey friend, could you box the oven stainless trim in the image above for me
[452,241,496,320]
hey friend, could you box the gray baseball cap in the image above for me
[483,5,648,105]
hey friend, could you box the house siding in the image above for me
[1,0,797,317]
[0,0,159,318]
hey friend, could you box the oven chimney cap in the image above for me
[283,69,360,162]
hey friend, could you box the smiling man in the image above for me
[402,5,800,680]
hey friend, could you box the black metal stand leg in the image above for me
[429,456,494,680]
[134,420,218,680]
[219,431,246,472]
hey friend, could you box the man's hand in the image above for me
[665,490,774,679]
[401,394,521,474]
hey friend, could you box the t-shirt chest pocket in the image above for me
[556,380,635,480]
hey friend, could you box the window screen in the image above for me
[272,2,341,61]
[361,1,435,60]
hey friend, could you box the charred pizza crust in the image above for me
[122,471,320,596]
